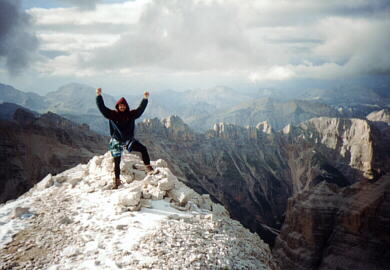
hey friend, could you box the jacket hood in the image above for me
[115,97,130,112]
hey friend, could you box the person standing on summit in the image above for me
[96,87,154,189]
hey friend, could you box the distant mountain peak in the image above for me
[58,82,94,89]
[13,108,38,125]
[367,109,390,125]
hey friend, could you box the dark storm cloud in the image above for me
[0,0,38,75]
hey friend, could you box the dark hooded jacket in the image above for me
[96,95,148,142]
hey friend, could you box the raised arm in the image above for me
[96,88,115,120]
[130,91,149,119]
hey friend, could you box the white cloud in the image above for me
[37,32,120,51]
[24,0,390,87]
[249,66,295,82]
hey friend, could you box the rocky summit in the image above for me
[0,153,277,270]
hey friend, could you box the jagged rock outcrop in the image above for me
[191,98,341,131]
[284,117,378,191]
[273,174,389,270]
[0,153,277,270]
[0,103,39,122]
[272,113,390,270]
[138,116,291,245]
[0,109,108,203]
[367,109,390,137]
[367,109,390,125]
[12,108,38,126]
[137,115,387,252]
[211,121,274,140]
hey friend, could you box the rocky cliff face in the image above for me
[367,109,390,124]
[0,109,108,203]
[367,109,390,135]
[136,114,385,247]
[273,114,390,270]
[190,98,341,131]
[138,116,292,244]
[273,175,389,270]
[283,117,379,190]
[0,103,39,121]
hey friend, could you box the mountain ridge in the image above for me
[2,82,389,135]
[0,106,109,203]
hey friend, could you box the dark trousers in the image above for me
[113,140,151,178]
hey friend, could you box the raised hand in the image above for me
[144,91,150,99]
[96,88,102,96]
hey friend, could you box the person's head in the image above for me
[115,97,129,113]
[118,103,127,112]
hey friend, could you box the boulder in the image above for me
[154,159,168,168]
[148,186,166,200]
[13,207,31,219]
[117,190,142,207]
[198,194,213,211]
[36,174,53,190]
[157,177,175,191]
[167,182,197,206]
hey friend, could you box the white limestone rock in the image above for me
[302,117,375,179]
[211,203,229,217]
[62,246,81,257]
[256,121,273,134]
[157,177,175,191]
[145,185,166,200]
[101,155,114,172]
[53,174,67,183]
[128,203,142,212]
[154,159,168,168]
[132,170,147,181]
[142,188,152,199]
[87,155,103,175]
[12,207,31,219]
[68,177,82,188]
[144,174,158,186]
[36,174,53,190]
[167,181,197,206]
[198,194,213,211]
[116,190,142,207]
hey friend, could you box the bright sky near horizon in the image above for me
[0,0,389,95]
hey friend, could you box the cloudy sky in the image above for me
[0,0,389,95]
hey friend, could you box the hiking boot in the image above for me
[113,177,121,189]
[145,165,154,174]
[145,165,159,175]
